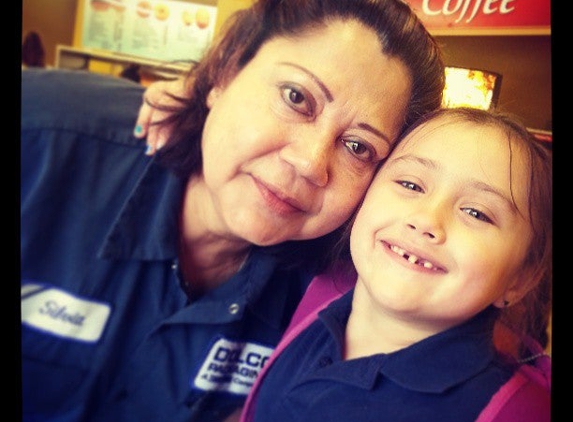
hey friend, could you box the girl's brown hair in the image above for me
[388,107,553,359]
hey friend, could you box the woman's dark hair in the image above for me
[22,31,46,68]
[153,0,446,271]
[157,0,444,177]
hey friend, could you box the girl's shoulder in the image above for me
[476,345,551,422]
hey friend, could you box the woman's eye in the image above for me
[398,180,423,192]
[287,88,304,104]
[281,86,313,116]
[462,208,493,224]
[342,139,374,162]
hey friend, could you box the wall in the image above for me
[21,0,229,67]
[436,35,552,131]
[22,0,78,67]
[21,0,552,131]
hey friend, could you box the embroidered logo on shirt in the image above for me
[192,337,274,396]
[21,282,111,343]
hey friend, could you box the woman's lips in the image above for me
[252,177,305,215]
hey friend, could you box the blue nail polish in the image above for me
[145,145,153,155]
[134,125,143,136]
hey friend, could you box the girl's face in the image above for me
[350,117,533,333]
[198,20,411,245]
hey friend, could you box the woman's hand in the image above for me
[133,78,188,155]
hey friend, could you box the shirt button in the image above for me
[228,303,240,314]
[318,356,332,367]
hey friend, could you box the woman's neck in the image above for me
[178,177,252,296]
[178,235,251,296]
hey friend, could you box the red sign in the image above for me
[405,0,551,33]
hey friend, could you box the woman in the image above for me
[20,1,444,421]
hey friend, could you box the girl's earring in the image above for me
[503,300,510,307]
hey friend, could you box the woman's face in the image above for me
[199,20,411,245]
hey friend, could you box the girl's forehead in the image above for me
[394,117,532,208]
[395,118,465,151]
[398,118,500,152]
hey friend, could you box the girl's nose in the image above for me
[405,204,446,243]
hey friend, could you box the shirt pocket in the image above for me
[21,282,112,416]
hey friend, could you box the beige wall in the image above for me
[21,0,551,131]
[21,0,245,67]
[22,0,78,67]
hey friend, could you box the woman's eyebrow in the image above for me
[278,62,334,102]
[358,122,391,146]
[278,61,391,144]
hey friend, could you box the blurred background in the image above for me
[22,0,552,134]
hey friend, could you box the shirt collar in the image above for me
[98,159,306,329]
[98,157,185,261]
[320,291,499,393]
[166,248,280,320]
[246,248,304,329]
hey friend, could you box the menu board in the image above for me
[82,0,218,63]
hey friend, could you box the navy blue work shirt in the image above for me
[253,290,514,422]
[21,69,312,422]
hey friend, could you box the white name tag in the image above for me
[21,283,111,343]
[193,337,274,396]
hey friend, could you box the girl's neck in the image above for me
[344,283,441,360]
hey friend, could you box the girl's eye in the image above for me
[462,208,494,224]
[281,86,314,116]
[398,180,423,192]
[342,139,375,162]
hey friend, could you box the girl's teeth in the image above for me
[389,243,436,270]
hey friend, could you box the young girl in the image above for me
[241,107,552,422]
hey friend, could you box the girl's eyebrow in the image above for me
[278,61,333,102]
[391,154,437,170]
[391,154,518,213]
[467,180,518,214]
[278,61,392,145]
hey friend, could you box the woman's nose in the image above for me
[278,131,332,186]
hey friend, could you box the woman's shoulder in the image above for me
[21,69,145,145]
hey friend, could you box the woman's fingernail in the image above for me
[134,125,143,136]
[145,145,153,155]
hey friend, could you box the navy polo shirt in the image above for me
[21,69,311,422]
[253,290,514,422]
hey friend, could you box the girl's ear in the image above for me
[493,267,536,309]
[206,86,223,109]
